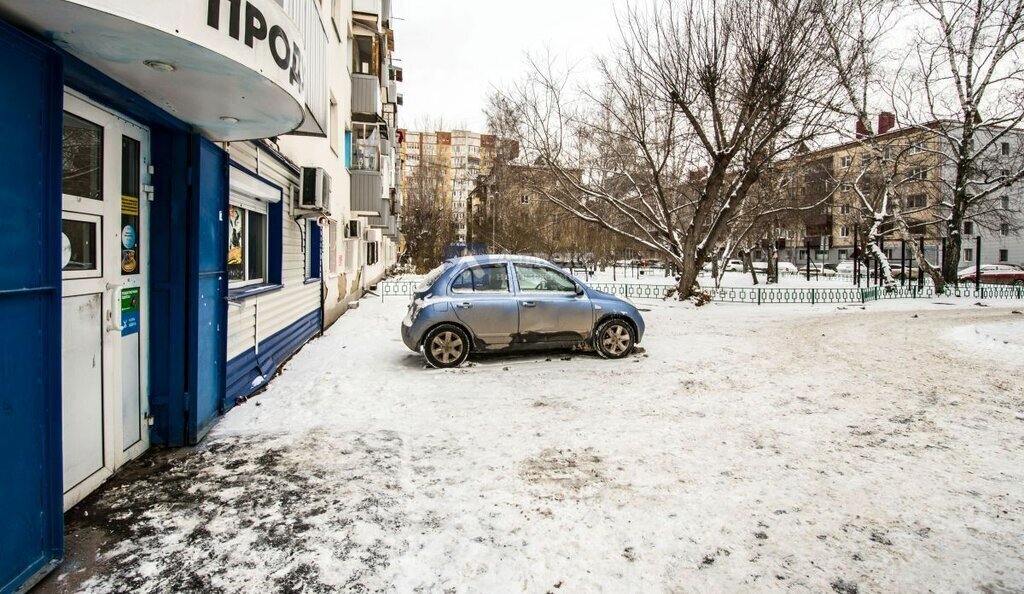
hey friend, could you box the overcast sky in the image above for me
[393,0,620,133]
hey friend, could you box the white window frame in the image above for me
[228,168,279,289]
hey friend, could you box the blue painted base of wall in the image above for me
[225,309,322,410]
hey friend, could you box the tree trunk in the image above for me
[767,241,779,285]
[674,258,703,301]
[742,249,758,285]
[942,213,964,285]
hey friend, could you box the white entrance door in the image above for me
[60,91,151,510]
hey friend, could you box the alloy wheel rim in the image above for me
[602,324,631,355]
[431,331,464,364]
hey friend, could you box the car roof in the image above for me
[445,254,554,267]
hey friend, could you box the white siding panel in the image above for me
[225,141,321,360]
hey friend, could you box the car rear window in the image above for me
[451,264,510,292]
[417,264,449,291]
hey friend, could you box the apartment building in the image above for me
[0,2,400,588]
[776,115,1024,268]
[401,129,497,242]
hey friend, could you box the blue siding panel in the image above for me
[0,19,64,594]
[224,309,321,408]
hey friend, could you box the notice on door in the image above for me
[121,287,140,336]
[121,195,140,274]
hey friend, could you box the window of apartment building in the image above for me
[329,95,338,155]
[351,123,380,171]
[839,155,853,168]
[884,248,894,259]
[1000,249,1009,262]
[344,129,352,169]
[328,221,339,274]
[366,241,379,266]
[1001,141,1011,156]
[908,141,924,154]
[798,249,807,260]
[1002,196,1011,209]
[964,248,974,262]
[906,194,927,209]
[906,167,927,181]
[840,182,853,192]
[839,249,848,260]
[353,35,376,75]
[839,204,851,214]
[840,225,850,237]
[330,0,343,40]
[963,221,974,235]
[305,219,321,280]
[861,154,872,167]
[227,168,282,289]
[521,195,530,205]
[1001,223,1010,236]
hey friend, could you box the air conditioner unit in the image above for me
[344,219,360,238]
[364,228,382,242]
[299,167,331,213]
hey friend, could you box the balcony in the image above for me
[351,170,384,216]
[353,0,391,22]
[352,73,382,116]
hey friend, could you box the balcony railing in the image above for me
[352,73,382,116]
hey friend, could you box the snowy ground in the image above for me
[43,297,1024,593]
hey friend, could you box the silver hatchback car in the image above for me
[401,255,646,368]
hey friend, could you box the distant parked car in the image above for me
[835,260,855,274]
[402,255,646,368]
[802,262,836,277]
[777,261,798,274]
[958,263,1024,286]
[752,261,768,272]
[723,259,744,272]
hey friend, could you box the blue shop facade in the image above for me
[0,1,328,592]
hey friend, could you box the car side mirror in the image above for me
[575,284,585,296]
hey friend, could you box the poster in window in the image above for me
[227,205,244,280]
[121,195,140,274]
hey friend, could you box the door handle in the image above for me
[522,301,536,308]
[107,283,124,332]
[457,302,473,309]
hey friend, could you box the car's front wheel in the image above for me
[423,324,471,368]
[594,319,636,359]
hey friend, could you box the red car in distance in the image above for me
[957,263,1024,286]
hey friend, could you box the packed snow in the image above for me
[53,295,1024,593]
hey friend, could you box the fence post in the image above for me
[811,288,816,305]
[757,287,762,305]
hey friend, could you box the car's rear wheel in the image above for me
[423,324,470,368]
[1013,279,1024,287]
[594,319,635,359]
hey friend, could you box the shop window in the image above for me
[62,112,103,200]
[227,204,267,285]
[227,166,282,291]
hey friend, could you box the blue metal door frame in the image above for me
[0,19,64,594]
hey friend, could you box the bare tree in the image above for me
[900,0,1024,281]
[494,0,843,299]
[401,150,459,272]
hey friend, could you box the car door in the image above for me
[450,263,519,350]
[512,263,594,344]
